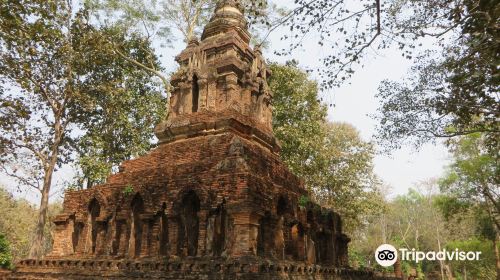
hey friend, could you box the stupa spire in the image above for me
[201,0,250,43]
[154,0,275,147]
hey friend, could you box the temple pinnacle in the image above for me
[201,0,249,42]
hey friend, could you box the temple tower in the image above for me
[155,0,275,148]
[5,1,391,279]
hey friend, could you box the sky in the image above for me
[274,43,451,198]
[260,0,451,197]
[2,0,452,204]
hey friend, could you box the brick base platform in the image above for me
[4,257,399,280]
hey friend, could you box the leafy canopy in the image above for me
[270,62,382,230]
[374,0,499,151]
[0,0,165,256]
[0,233,12,269]
[438,133,499,234]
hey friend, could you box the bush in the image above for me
[0,234,12,269]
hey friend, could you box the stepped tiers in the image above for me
[6,1,400,279]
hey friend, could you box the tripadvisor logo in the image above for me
[375,244,398,267]
[375,244,482,267]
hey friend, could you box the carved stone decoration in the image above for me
[306,234,316,265]
[155,0,276,143]
[274,216,285,260]
[206,215,215,255]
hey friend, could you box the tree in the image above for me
[374,50,499,151]
[440,133,499,232]
[269,62,381,229]
[438,133,500,280]
[69,25,166,188]
[86,0,215,43]
[273,0,383,89]
[271,0,499,92]
[269,61,327,179]
[374,0,499,150]
[0,0,164,257]
[0,187,37,260]
[87,0,280,42]
[312,122,382,230]
[446,239,497,280]
[0,186,62,261]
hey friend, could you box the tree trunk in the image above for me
[443,264,453,280]
[494,233,499,280]
[433,203,445,280]
[29,121,62,258]
[29,161,56,258]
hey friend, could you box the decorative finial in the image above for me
[215,0,244,14]
[201,0,249,42]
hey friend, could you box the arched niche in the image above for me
[192,74,199,112]
[110,204,127,256]
[287,222,305,261]
[277,196,288,217]
[159,202,169,256]
[71,215,84,254]
[315,230,334,265]
[130,193,144,258]
[214,202,227,256]
[87,198,101,254]
[177,190,200,257]
[257,211,273,257]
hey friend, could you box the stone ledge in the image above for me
[9,257,400,280]
[155,111,280,153]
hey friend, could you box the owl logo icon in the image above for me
[375,244,398,267]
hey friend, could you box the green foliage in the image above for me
[445,238,497,280]
[312,122,383,230]
[275,0,499,97]
[439,133,499,235]
[0,0,164,256]
[0,1,165,189]
[270,62,382,230]
[123,184,134,196]
[348,249,369,269]
[298,195,309,208]
[0,188,36,261]
[0,187,61,261]
[0,234,12,269]
[269,61,327,179]
[351,182,499,278]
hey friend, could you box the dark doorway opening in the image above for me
[192,75,199,112]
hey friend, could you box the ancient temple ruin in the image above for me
[7,1,399,279]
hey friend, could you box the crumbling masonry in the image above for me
[7,1,400,279]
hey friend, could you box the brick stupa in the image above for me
[7,1,397,279]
